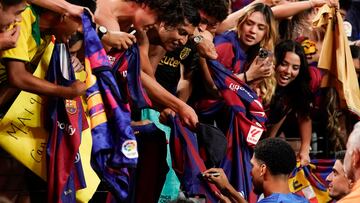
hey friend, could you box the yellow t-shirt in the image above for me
[0,5,48,87]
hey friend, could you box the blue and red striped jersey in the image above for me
[82,11,137,201]
[45,43,87,203]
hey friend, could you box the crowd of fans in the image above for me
[0,0,359,202]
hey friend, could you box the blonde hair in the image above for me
[236,3,278,104]
[259,72,277,106]
[236,2,278,51]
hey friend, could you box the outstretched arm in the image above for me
[298,116,312,166]
[94,1,136,50]
[216,0,326,34]
[271,0,326,19]
[216,0,262,35]
[203,168,248,203]
[5,60,86,99]
[141,70,198,129]
[177,64,193,102]
[28,0,85,17]
[138,31,198,129]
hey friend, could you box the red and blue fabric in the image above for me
[290,159,335,203]
[193,29,266,201]
[206,59,266,201]
[214,30,247,74]
[45,43,87,203]
[308,62,326,109]
[291,159,335,191]
[203,32,266,199]
[231,0,254,11]
[194,31,247,116]
[108,45,152,110]
[168,115,220,202]
[82,11,137,201]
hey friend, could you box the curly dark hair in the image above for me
[131,0,200,27]
[335,150,346,164]
[0,0,24,8]
[178,0,201,27]
[254,138,296,175]
[273,39,313,118]
[193,0,229,22]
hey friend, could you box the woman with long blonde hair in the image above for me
[213,2,278,105]
[192,4,279,199]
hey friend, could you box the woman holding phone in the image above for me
[201,2,278,105]
[191,4,279,199]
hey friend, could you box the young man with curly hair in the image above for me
[203,138,309,203]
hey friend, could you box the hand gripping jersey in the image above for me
[194,31,266,200]
[289,160,335,203]
[45,43,87,203]
[206,59,266,200]
[169,115,220,202]
[199,33,266,201]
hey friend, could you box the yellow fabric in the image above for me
[75,72,101,203]
[313,5,360,116]
[288,162,332,203]
[0,6,45,87]
[0,40,54,179]
[0,45,100,203]
[84,58,108,129]
[338,179,360,203]
[301,39,317,55]
[1,7,41,62]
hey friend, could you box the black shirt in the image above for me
[155,41,198,95]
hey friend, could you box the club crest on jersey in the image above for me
[180,47,191,60]
[65,99,77,114]
[122,140,138,159]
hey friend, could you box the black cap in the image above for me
[196,123,227,168]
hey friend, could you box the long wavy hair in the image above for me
[236,3,278,105]
[273,40,312,118]
[259,73,277,106]
[324,88,347,151]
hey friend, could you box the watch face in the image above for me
[99,26,107,34]
[194,35,202,43]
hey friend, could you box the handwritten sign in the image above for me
[0,41,99,202]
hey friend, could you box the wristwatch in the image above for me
[97,25,108,39]
[193,35,204,44]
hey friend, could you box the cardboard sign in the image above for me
[0,41,99,202]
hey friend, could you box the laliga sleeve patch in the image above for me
[122,140,138,159]
[343,21,352,37]
[246,125,263,145]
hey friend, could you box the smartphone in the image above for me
[129,30,136,35]
[258,48,274,67]
[258,48,269,59]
